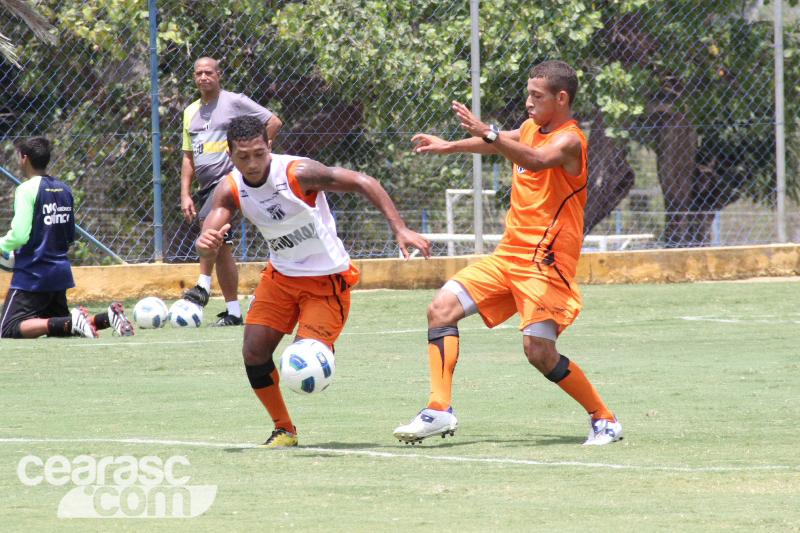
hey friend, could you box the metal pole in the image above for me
[469,0,483,254]
[149,0,164,261]
[774,0,787,242]
[446,191,456,257]
[0,166,127,264]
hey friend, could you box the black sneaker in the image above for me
[210,311,243,327]
[182,284,209,307]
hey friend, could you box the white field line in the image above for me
[677,314,800,323]
[0,437,791,473]
[0,324,516,349]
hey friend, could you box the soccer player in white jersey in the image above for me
[196,115,431,447]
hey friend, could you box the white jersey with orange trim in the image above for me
[225,154,350,276]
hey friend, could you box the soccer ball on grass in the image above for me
[279,339,335,395]
[133,297,169,329]
[168,299,203,328]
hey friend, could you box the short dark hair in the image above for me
[529,61,579,106]
[227,116,267,153]
[15,136,51,170]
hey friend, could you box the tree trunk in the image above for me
[652,108,714,247]
[584,112,636,233]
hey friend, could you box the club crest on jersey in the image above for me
[516,164,531,174]
[267,204,285,220]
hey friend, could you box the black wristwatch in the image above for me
[482,124,499,143]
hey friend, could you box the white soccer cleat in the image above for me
[583,415,624,445]
[394,407,458,445]
[108,302,134,337]
[70,306,98,339]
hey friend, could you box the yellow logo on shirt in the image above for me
[203,140,229,154]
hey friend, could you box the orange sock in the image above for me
[246,364,294,432]
[547,355,614,421]
[427,326,459,411]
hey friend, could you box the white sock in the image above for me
[226,300,241,318]
[196,275,212,293]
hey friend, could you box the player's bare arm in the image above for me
[452,101,581,174]
[411,126,521,156]
[265,115,283,143]
[293,160,431,260]
[196,183,236,260]
[180,151,197,222]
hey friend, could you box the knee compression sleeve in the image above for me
[245,359,277,389]
[544,354,571,383]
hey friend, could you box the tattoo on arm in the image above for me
[295,160,336,193]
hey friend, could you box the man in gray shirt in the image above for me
[180,57,283,326]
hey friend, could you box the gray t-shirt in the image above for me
[182,90,273,194]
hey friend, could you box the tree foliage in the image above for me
[1,0,799,259]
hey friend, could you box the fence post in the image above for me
[774,0,787,243]
[240,217,247,261]
[149,0,164,262]
[713,212,720,246]
[446,191,456,257]
[469,0,483,255]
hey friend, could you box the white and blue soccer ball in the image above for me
[168,299,203,328]
[0,250,14,272]
[133,297,169,329]
[279,339,336,395]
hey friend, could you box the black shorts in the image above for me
[196,185,234,245]
[0,288,69,338]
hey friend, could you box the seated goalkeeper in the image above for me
[195,115,430,447]
[0,136,133,339]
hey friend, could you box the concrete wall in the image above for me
[1,244,798,303]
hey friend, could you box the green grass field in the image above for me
[1,280,798,531]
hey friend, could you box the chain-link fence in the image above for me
[1,0,798,264]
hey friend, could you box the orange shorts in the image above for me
[450,254,582,335]
[245,262,360,347]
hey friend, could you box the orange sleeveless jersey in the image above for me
[494,119,588,278]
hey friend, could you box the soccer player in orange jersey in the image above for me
[394,61,623,446]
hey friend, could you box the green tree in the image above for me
[0,0,56,66]
[275,0,800,247]
[3,0,798,259]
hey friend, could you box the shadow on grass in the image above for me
[387,433,583,448]
[304,441,383,450]
[221,434,581,454]
[223,447,252,453]
[222,441,384,453]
